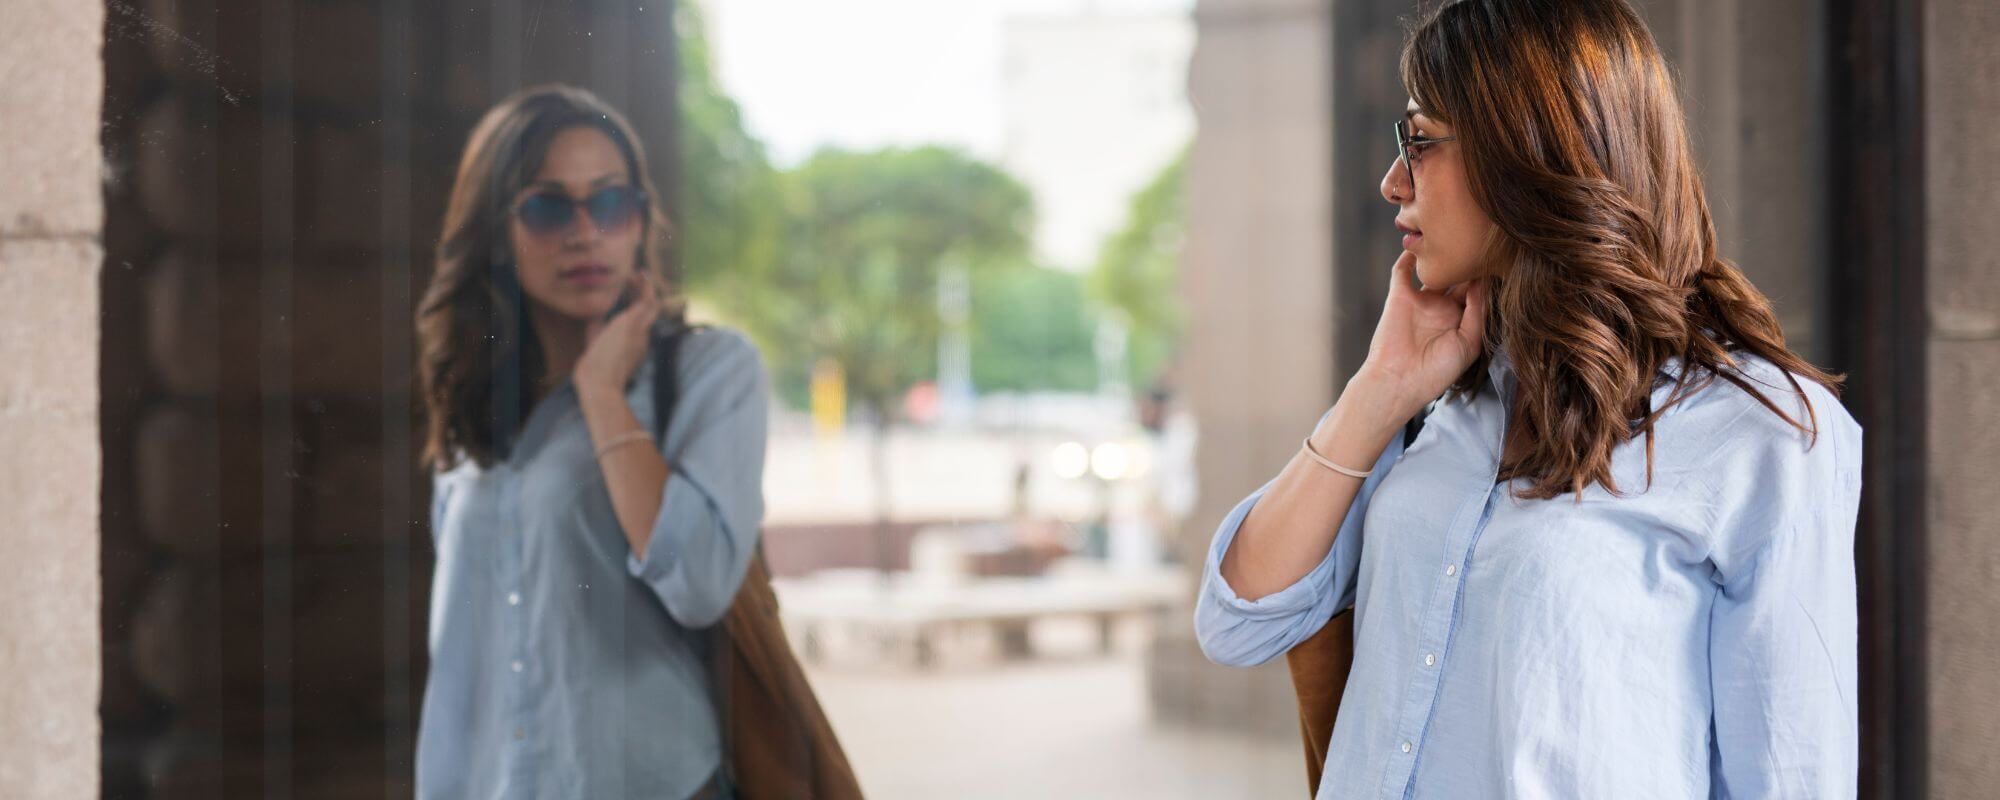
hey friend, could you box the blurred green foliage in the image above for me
[674,3,1183,411]
[1087,147,1188,391]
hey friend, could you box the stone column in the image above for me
[1148,0,1340,755]
[1924,0,2000,793]
[0,0,104,797]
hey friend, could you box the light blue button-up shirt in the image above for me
[418,327,768,800]
[1196,350,1862,799]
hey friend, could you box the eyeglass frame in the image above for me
[1394,118,1457,199]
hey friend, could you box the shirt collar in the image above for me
[1484,347,1514,392]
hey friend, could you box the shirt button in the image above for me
[507,591,521,606]
[511,660,524,673]
[1401,741,1413,754]
[1424,653,1437,667]
[1444,564,1457,576]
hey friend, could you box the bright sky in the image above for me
[707,0,1192,166]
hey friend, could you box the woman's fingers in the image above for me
[1457,278,1489,346]
[1387,251,1418,299]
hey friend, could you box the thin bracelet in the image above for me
[595,429,654,459]
[1301,436,1372,478]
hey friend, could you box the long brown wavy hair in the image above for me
[417,85,681,471]
[1402,0,1842,500]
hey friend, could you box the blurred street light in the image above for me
[1090,442,1130,481]
[1052,441,1090,480]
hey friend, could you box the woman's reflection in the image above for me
[414,84,768,799]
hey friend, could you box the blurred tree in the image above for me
[1088,147,1188,390]
[736,146,1034,419]
[970,266,1100,394]
[672,1,785,301]
[735,146,1033,572]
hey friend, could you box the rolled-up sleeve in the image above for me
[1194,427,1405,667]
[625,330,770,629]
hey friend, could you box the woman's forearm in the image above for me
[1219,370,1407,600]
[577,383,670,558]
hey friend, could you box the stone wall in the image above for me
[1924,0,2000,794]
[0,2,105,796]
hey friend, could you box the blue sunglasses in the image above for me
[512,185,647,237]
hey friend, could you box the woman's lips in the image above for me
[560,264,614,288]
[1401,231,1422,251]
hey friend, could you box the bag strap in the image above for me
[649,323,698,443]
[1402,398,1434,450]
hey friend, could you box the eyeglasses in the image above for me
[1394,119,1456,199]
[512,185,647,238]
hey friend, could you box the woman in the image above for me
[1194,2,1862,797]
[415,85,767,799]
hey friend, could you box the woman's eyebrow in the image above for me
[1404,108,1449,135]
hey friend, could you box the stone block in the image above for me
[133,97,236,248]
[128,562,233,709]
[1926,0,2000,332]
[128,553,423,715]
[102,4,167,119]
[99,641,165,735]
[147,249,412,400]
[431,4,623,113]
[0,0,103,239]
[1926,338,2000,791]
[0,239,101,407]
[133,403,259,555]
[297,416,429,549]
[0,412,100,798]
[144,248,222,399]
[100,174,162,278]
[101,538,159,635]
[136,0,259,111]
[135,0,454,123]
[297,120,457,256]
[135,99,446,255]
[143,734,396,799]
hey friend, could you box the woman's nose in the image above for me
[562,215,600,248]
[1381,156,1410,205]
